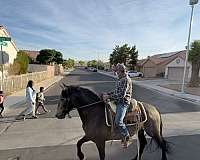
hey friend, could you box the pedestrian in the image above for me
[35,87,50,115]
[20,80,37,120]
[0,91,5,118]
[103,63,132,148]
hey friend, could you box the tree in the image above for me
[36,49,63,64]
[110,44,129,65]
[53,50,63,64]
[97,60,105,70]
[87,60,97,68]
[79,60,85,66]
[109,44,138,67]
[129,45,138,70]
[188,40,200,87]
[13,50,29,74]
[63,58,75,69]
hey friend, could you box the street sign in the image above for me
[190,0,198,5]
[0,51,9,64]
[0,37,11,42]
[0,42,8,46]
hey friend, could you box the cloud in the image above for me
[0,0,200,61]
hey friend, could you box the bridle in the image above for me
[61,96,104,117]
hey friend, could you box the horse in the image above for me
[55,85,170,160]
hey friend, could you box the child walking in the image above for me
[35,87,50,115]
[0,91,4,118]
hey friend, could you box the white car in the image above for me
[128,71,143,78]
[88,67,97,72]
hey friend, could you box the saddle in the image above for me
[105,99,147,126]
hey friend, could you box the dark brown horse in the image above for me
[55,85,170,160]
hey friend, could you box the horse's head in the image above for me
[56,85,77,119]
[56,84,102,119]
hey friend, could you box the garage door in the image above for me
[168,67,189,81]
[144,67,156,77]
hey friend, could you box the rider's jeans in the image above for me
[114,102,129,138]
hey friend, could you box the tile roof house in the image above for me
[164,50,200,82]
[22,50,40,63]
[138,50,187,78]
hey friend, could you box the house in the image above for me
[22,50,40,63]
[136,59,147,72]
[165,51,200,81]
[0,25,18,64]
[138,50,187,78]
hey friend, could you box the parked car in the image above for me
[92,68,97,72]
[88,67,97,72]
[128,71,143,78]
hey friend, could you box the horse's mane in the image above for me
[79,86,101,101]
[69,85,101,102]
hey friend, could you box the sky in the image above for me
[0,0,200,61]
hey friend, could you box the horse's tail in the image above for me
[144,103,171,159]
[153,117,171,154]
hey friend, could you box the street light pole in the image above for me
[0,44,3,91]
[97,53,99,70]
[181,0,198,93]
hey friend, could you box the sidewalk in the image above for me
[98,70,200,105]
[4,68,74,112]
[3,76,62,114]
[134,80,200,104]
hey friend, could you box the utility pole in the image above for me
[1,45,4,91]
[181,0,198,93]
[97,53,99,70]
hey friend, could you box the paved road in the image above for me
[0,69,200,160]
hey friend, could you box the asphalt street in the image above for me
[0,68,200,160]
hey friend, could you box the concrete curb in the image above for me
[98,71,200,105]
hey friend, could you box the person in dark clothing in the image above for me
[0,91,5,118]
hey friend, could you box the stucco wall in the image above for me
[1,71,54,94]
[28,64,49,72]
[143,59,156,68]
[165,57,192,78]
[28,64,55,76]
[54,64,64,75]
[0,28,17,64]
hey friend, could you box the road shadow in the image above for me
[0,134,200,160]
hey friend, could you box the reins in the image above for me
[75,100,104,110]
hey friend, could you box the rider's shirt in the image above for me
[109,74,132,104]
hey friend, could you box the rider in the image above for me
[103,63,132,148]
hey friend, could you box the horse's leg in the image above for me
[132,129,147,160]
[77,136,89,160]
[144,107,169,160]
[95,140,106,160]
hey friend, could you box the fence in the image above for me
[0,71,54,94]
